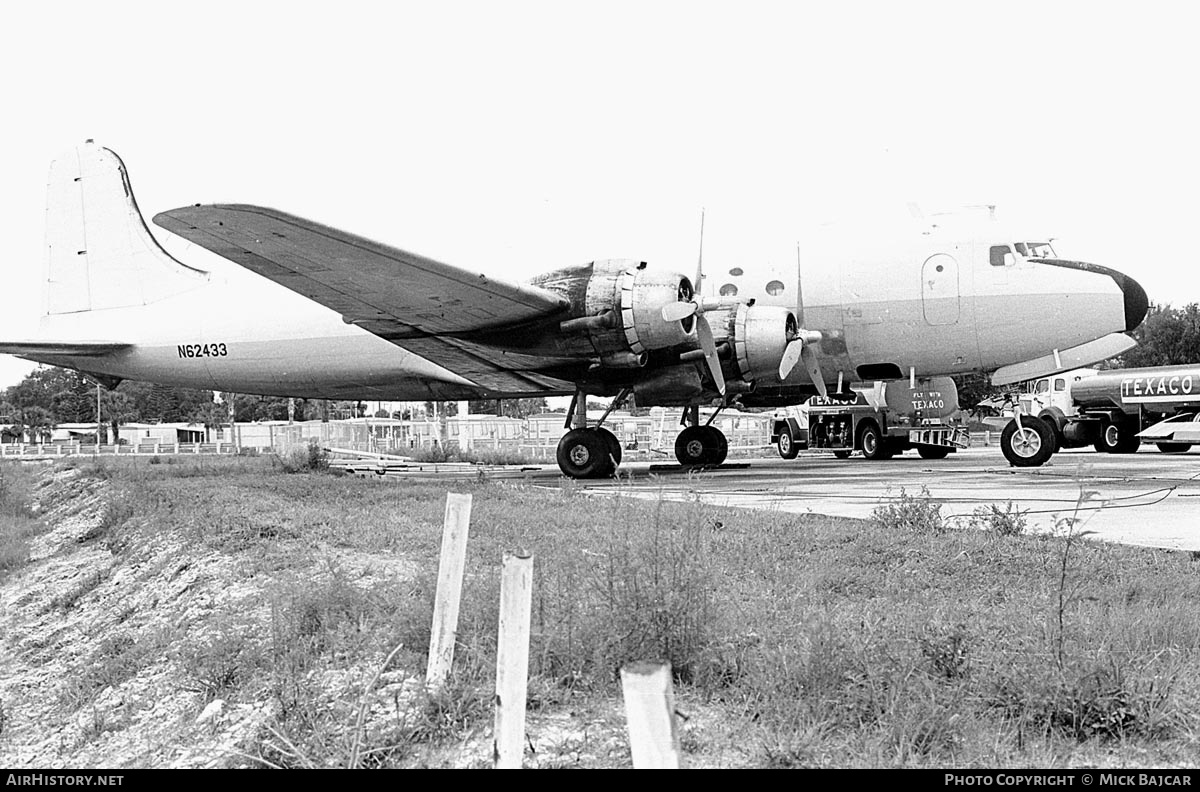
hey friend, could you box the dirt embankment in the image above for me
[0,468,435,768]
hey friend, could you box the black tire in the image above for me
[917,446,950,460]
[596,427,622,468]
[556,428,614,478]
[702,426,728,465]
[1037,410,1064,454]
[859,421,893,461]
[833,450,852,459]
[1093,418,1141,454]
[777,431,799,459]
[675,426,709,466]
[1001,416,1054,467]
[1156,442,1192,454]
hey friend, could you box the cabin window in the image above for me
[728,267,744,276]
[719,283,739,297]
[765,279,786,296]
[990,245,1015,267]
[1054,378,1066,391]
[1034,380,1050,394]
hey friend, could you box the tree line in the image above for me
[0,366,549,443]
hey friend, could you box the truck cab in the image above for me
[1019,368,1097,419]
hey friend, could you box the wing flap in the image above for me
[153,205,569,338]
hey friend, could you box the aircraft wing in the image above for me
[153,205,570,340]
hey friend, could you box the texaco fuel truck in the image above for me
[999,365,1200,466]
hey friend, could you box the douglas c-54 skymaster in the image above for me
[0,143,1148,478]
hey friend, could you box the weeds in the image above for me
[872,486,947,534]
[276,441,330,473]
[970,502,1028,536]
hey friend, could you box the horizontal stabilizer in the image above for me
[991,333,1136,387]
[0,340,132,357]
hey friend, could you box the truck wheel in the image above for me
[1093,419,1141,454]
[1037,410,1064,454]
[859,421,893,460]
[777,431,799,459]
[833,450,852,459]
[1156,442,1192,454]
[917,446,950,460]
[1000,416,1054,467]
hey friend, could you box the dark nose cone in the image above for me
[1119,273,1149,332]
[1033,258,1149,332]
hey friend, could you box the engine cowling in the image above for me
[728,304,798,385]
[535,259,698,364]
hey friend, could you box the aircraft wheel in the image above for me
[596,427,622,468]
[859,421,893,461]
[917,446,950,460]
[702,426,728,465]
[1156,442,1192,454]
[1000,416,1054,467]
[675,425,726,466]
[556,428,615,479]
[675,426,708,466]
[777,431,799,459]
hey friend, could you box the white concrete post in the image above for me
[620,662,681,769]
[493,552,534,768]
[426,493,473,690]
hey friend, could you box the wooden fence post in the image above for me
[620,661,680,769]
[426,492,472,690]
[493,552,533,768]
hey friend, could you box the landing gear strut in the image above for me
[673,405,729,467]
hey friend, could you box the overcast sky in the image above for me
[2,1,1199,389]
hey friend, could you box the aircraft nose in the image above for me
[1118,272,1149,332]
[1034,258,1148,332]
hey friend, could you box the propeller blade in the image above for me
[801,343,827,398]
[779,339,804,380]
[662,301,699,323]
[696,313,725,396]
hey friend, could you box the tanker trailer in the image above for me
[999,364,1200,467]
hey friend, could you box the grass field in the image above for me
[0,454,1197,768]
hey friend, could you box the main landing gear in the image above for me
[673,405,728,467]
[554,390,626,479]
[553,392,731,478]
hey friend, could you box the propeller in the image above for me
[778,244,828,398]
[659,209,732,395]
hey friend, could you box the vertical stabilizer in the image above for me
[44,142,207,315]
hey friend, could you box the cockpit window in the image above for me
[990,245,1015,267]
[1025,241,1056,258]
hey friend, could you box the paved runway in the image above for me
[344,445,1200,552]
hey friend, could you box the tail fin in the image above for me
[43,141,208,315]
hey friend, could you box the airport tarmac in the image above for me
[344,444,1200,552]
[569,445,1200,552]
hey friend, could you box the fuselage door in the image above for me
[921,253,960,325]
